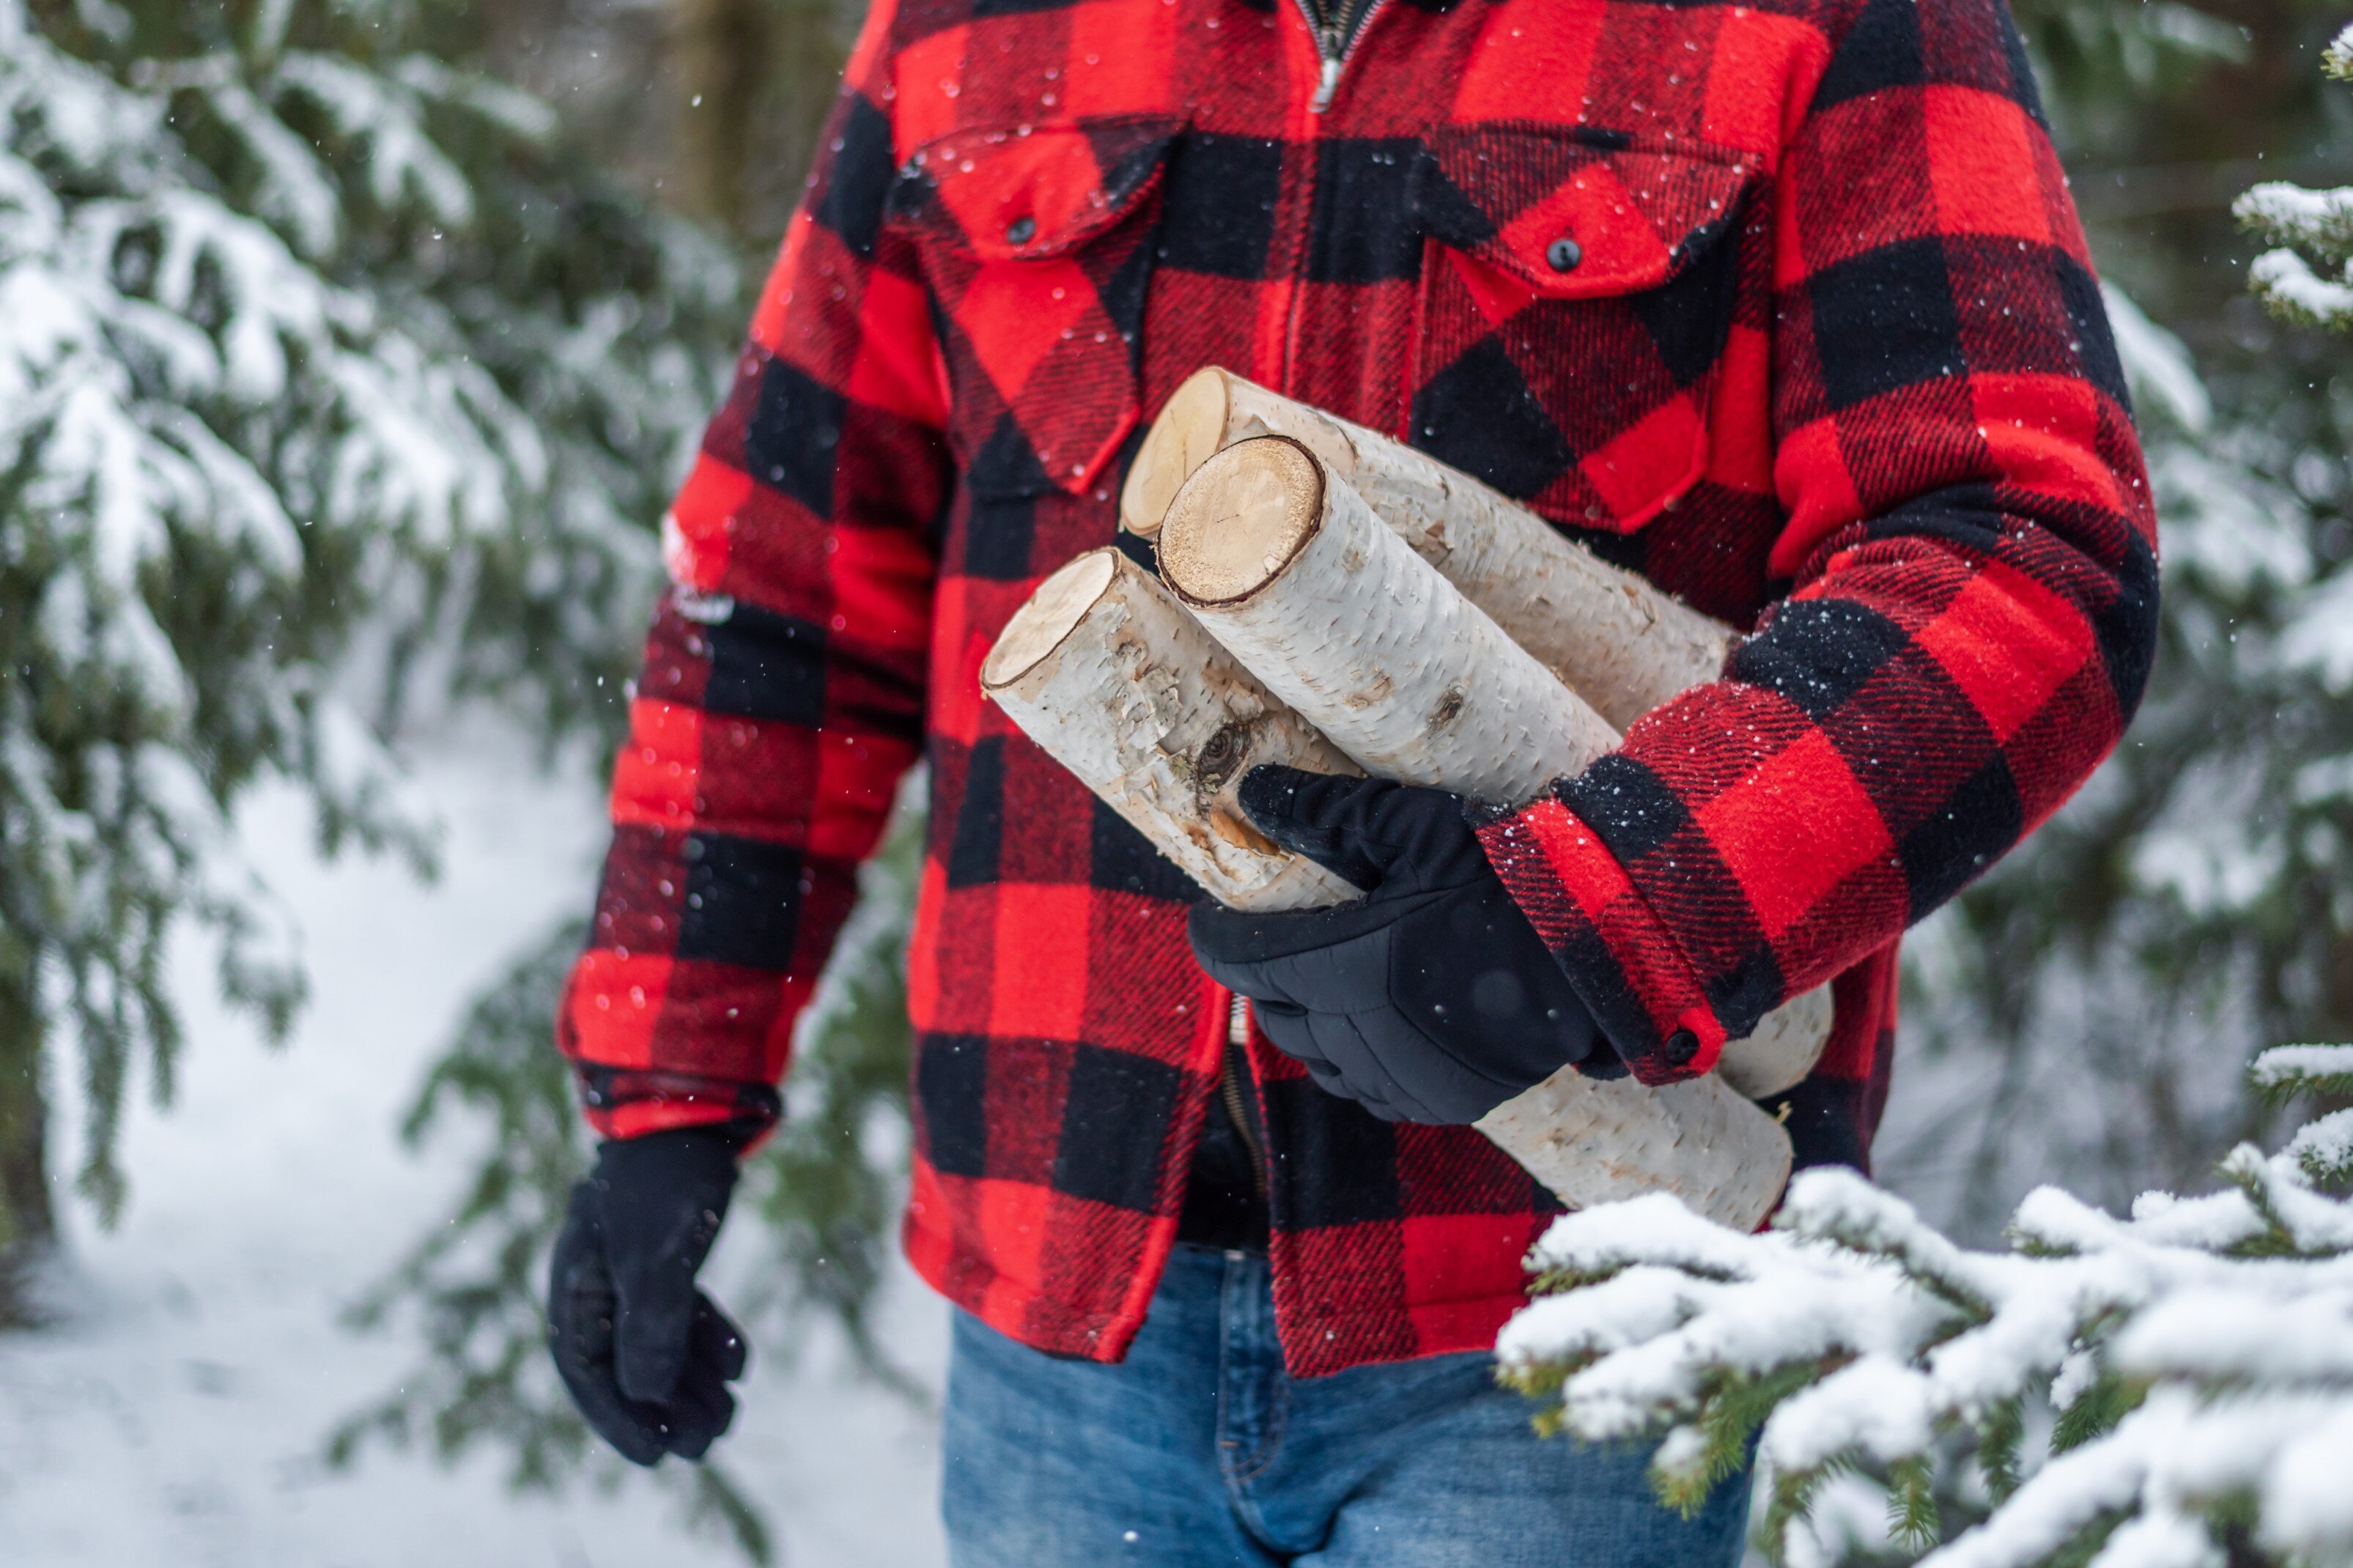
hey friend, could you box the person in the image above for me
[541,0,2160,1559]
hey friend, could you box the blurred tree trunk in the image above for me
[758,0,858,223]
[0,967,55,1325]
[671,0,771,234]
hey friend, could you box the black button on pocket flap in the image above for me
[891,115,1185,262]
[1417,126,1754,300]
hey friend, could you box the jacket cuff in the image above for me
[1471,794,1726,1084]
[575,1065,783,1145]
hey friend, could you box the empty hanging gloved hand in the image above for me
[547,1127,749,1465]
[1187,766,1606,1125]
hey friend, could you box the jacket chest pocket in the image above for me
[1408,127,1756,535]
[890,117,1183,503]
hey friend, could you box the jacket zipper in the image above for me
[1271,0,1389,383]
[1292,0,1391,113]
[1219,992,1271,1205]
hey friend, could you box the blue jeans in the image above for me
[940,1244,1751,1566]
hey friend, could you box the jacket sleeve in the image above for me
[558,0,950,1140]
[1476,0,2160,1084]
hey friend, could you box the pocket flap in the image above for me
[1418,127,1754,300]
[893,116,1183,262]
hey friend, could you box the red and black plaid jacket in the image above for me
[560,0,2158,1376]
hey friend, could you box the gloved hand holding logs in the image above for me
[1157,432,1813,1229]
[984,381,1832,1232]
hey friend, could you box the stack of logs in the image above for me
[980,368,1828,1231]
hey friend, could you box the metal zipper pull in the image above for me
[1312,48,1342,113]
[1229,991,1250,1044]
[1301,0,1387,114]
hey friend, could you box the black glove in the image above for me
[1188,766,1603,1125]
[548,1128,749,1465]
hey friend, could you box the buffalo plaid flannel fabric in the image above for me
[558,0,2158,1377]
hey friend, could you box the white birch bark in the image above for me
[980,547,1361,911]
[1123,366,1734,733]
[1157,437,1622,807]
[1475,1068,1792,1233]
[1714,982,1835,1101]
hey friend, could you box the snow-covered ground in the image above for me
[0,733,948,1567]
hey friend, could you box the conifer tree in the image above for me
[2239,25,2353,333]
[1499,1042,2353,1568]
[0,0,739,1315]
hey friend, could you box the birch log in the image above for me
[1157,440,1794,1230]
[1714,982,1833,1101]
[980,548,1361,911]
[1156,437,1621,805]
[1475,1068,1790,1232]
[1122,366,1732,733]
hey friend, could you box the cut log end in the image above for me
[980,548,1120,692]
[1119,366,1233,539]
[1159,436,1326,607]
[1716,983,1835,1101]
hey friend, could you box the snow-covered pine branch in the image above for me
[2236,24,2353,331]
[0,0,738,1263]
[1496,1043,2353,1568]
